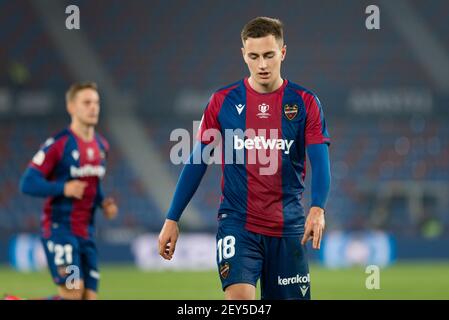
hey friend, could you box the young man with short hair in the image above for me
[159,17,331,300]
[18,82,118,300]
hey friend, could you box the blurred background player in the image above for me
[16,82,118,300]
[158,17,331,300]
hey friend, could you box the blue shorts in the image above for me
[41,233,99,292]
[216,215,310,300]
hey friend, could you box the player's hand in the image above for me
[64,180,87,200]
[301,206,325,250]
[158,219,179,260]
[102,197,118,220]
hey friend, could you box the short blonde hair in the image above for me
[66,82,98,103]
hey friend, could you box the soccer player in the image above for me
[158,17,331,300]
[18,82,118,300]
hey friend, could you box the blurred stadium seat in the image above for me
[1,0,448,264]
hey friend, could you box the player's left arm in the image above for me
[301,143,331,249]
[300,91,331,249]
[97,183,118,220]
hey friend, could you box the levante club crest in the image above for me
[220,262,230,279]
[283,104,299,120]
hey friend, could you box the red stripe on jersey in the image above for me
[42,197,53,238]
[196,85,238,145]
[296,90,329,146]
[244,79,287,236]
[70,133,102,238]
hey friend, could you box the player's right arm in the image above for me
[19,137,87,199]
[158,142,209,260]
[300,91,331,249]
[20,168,86,199]
[159,92,222,260]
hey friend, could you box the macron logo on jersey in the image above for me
[234,135,294,155]
[235,104,245,115]
[70,165,105,178]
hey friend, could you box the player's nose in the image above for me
[258,57,267,69]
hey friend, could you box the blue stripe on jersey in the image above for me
[217,81,248,217]
[281,84,307,235]
[286,81,315,97]
[92,134,107,226]
[94,133,107,152]
[40,129,70,153]
[314,95,330,141]
[51,133,78,229]
[215,79,243,94]
[92,184,101,227]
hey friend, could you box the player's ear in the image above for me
[66,100,74,116]
[281,44,287,61]
[241,47,248,63]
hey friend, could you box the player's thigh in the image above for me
[216,215,263,294]
[261,236,310,300]
[83,289,97,300]
[57,280,85,300]
[224,283,256,300]
[41,234,83,289]
[79,237,100,293]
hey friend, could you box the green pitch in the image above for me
[1,261,448,299]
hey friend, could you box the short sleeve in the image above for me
[29,137,65,177]
[196,93,223,145]
[304,93,330,146]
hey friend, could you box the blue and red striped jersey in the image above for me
[28,128,109,239]
[197,78,330,237]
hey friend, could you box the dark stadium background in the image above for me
[1,0,448,299]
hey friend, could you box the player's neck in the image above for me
[248,76,284,94]
[70,122,95,142]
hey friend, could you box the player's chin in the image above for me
[85,118,99,126]
[257,74,272,84]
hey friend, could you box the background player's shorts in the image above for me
[41,233,99,292]
[216,214,310,300]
